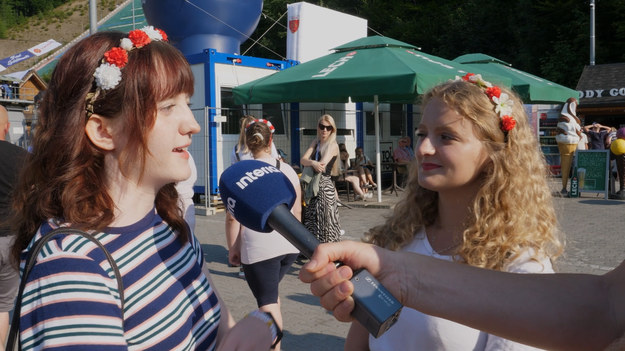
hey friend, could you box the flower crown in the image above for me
[246,119,275,134]
[93,26,168,91]
[457,73,516,133]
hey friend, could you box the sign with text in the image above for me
[0,39,60,72]
[574,150,609,199]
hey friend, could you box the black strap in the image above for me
[6,228,124,349]
[275,159,280,170]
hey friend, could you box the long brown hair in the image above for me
[11,31,194,264]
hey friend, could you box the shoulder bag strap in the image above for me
[6,228,124,350]
[234,145,241,161]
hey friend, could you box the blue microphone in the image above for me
[219,160,403,338]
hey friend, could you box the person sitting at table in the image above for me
[338,144,370,200]
[393,136,415,164]
[353,146,377,190]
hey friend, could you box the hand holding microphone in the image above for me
[219,160,402,337]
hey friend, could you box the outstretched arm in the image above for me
[299,241,625,351]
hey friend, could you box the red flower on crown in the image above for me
[462,73,476,81]
[501,115,516,132]
[104,47,128,68]
[157,28,168,41]
[128,29,151,48]
[485,86,501,100]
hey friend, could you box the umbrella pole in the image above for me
[374,95,382,203]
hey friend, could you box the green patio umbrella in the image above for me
[453,53,577,103]
[233,36,510,202]
[234,36,509,104]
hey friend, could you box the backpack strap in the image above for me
[234,145,241,161]
[6,228,124,349]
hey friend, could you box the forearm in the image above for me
[300,158,315,167]
[0,311,8,347]
[344,321,369,351]
[224,212,240,250]
[407,253,620,350]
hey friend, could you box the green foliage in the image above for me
[243,0,625,88]
[0,0,624,89]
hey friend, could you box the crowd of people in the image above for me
[2,27,625,351]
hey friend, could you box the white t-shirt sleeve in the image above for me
[271,142,280,160]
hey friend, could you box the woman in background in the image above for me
[300,114,341,243]
[227,115,281,278]
[228,119,300,351]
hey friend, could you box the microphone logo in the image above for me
[226,197,236,215]
[235,165,282,190]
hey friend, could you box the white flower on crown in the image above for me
[469,74,493,88]
[91,26,168,91]
[120,38,133,51]
[94,63,122,90]
[142,26,164,41]
[493,92,514,117]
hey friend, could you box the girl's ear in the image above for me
[85,114,116,151]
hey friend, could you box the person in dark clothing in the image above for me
[583,122,611,150]
[0,104,28,344]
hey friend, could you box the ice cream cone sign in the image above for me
[555,97,581,195]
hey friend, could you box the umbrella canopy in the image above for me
[234,36,510,105]
[232,36,510,202]
[453,53,577,103]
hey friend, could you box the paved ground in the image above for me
[194,178,625,350]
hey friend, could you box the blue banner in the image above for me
[0,50,35,71]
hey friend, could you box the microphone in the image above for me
[219,160,402,338]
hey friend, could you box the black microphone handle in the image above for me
[266,204,320,258]
[266,203,403,338]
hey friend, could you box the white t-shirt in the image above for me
[577,133,588,150]
[369,228,552,351]
[230,143,280,165]
[240,156,300,264]
[176,154,197,232]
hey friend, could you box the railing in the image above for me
[0,86,39,102]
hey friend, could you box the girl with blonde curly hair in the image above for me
[341,76,564,350]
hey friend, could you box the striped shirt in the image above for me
[19,209,220,350]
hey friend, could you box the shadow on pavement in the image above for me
[201,243,229,264]
[282,331,345,350]
[286,292,322,307]
[579,199,625,205]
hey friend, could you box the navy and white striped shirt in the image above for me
[19,209,220,350]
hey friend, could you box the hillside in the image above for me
[0,0,124,76]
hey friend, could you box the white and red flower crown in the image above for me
[245,119,275,134]
[457,73,517,133]
[93,26,168,90]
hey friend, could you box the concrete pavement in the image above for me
[194,178,625,350]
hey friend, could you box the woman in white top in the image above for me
[228,119,300,351]
[230,115,280,164]
[226,115,281,277]
[325,75,564,351]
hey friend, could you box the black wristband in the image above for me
[264,311,283,349]
[246,310,283,349]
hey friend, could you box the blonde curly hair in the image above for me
[366,79,564,271]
